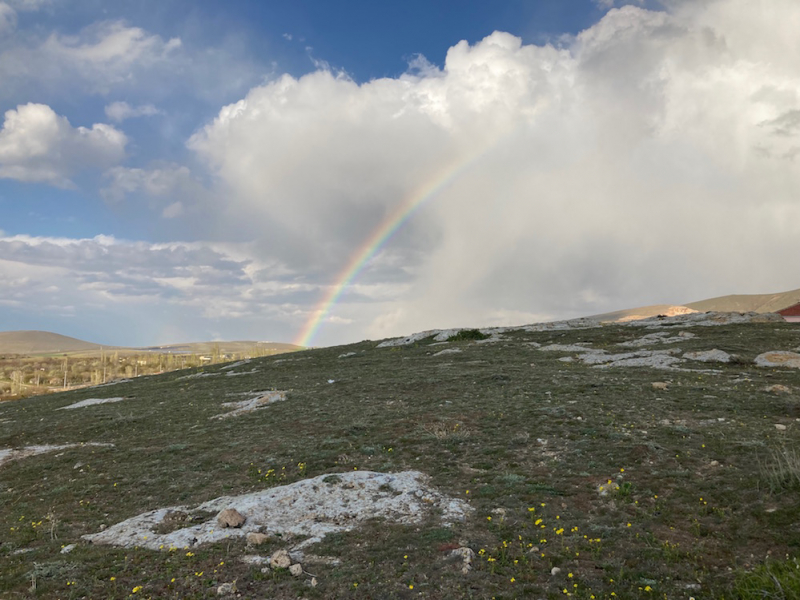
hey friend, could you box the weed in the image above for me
[733,556,800,600]
[760,444,800,493]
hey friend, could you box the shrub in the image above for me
[447,329,489,342]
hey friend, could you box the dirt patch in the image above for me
[82,470,471,551]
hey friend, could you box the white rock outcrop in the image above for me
[57,397,126,410]
[83,470,471,551]
[683,349,732,363]
[211,391,286,420]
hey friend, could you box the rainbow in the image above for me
[294,144,495,348]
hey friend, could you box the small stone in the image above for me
[270,549,292,569]
[765,384,791,395]
[710,460,719,466]
[311,577,318,588]
[775,424,787,431]
[216,581,237,595]
[260,566,270,574]
[60,543,76,554]
[217,508,246,528]
[651,382,669,390]
[246,532,270,545]
[448,547,476,574]
[551,567,562,576]
[289,563,303,577]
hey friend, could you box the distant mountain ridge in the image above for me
[0,330,302,356]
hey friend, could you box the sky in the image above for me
[1,0,799,348]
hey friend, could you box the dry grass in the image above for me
[761,443,800,492]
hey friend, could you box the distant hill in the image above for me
[0,330,303,356]
[684,288,800,314]
[591,287,800,323]
[0,331,103,355]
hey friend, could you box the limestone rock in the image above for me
[651,382,669,390]
[755,351,800,369]
[683,349,731,363]
[246,532,270,545]
[775,424,787,431]
[217,508,246,528]
[270,549,292,569]
[448,547,476,574]
[289,563,303,576]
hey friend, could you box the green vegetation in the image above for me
[447,329,489,341]
[1,319,799,598]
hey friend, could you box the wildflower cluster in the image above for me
[247,461,309,486]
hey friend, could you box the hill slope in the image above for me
[685,287,800,314]
[1,312,799,598]
[592,286,800,323]
[0,330,103,354]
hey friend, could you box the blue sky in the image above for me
[1,0,799,347]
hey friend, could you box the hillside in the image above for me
[1,312,800,598]
[592,287,800,323]
[0,330,104,355]
[685,287,800,314]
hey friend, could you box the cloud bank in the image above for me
[185,0,800,343]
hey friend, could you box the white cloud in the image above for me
[0,103,127,186]
[104,101,161,122]
[162,201,184,218]
[0,20,182,96]
[0,2,17,36]
[100,164,209,221]
[188,0,800,345]
[593,0,644,9]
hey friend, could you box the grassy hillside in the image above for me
[1,315,800,598]
[0,331,104,355]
